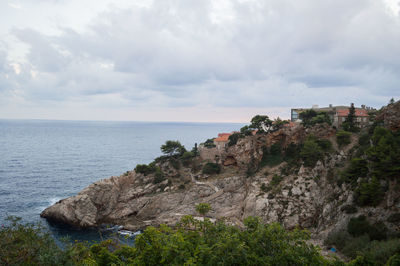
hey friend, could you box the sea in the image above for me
[0,119,242,243]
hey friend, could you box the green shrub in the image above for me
[240,125,253,136]
[368,221,388,241]
[354,176,384,206]
[325,218,399,264]
[358,133,370,146]
[135,164,156,175]
[3,215,398,265]
[348,215,387,241]
[181,151,194,162]
[284,142,301,161]
[348,215,372,237]
[228,132,244,146]
[131,215,328,265]
[202,162,221,175]
[341,158,369,186]
[300,139,323,167]
[153,168,165,184]
[341,235,371,259]
[387,254,400,266]
[316,138,333,152]
[260,145,283,168]
[203,139,216,148]
[270,142,282,155]
[299,109,331,127]
[0,217,66,265]
[337,130,352,147]
[363,238,400,264]
[366,126,400,179]
[347,255,376,265]
[195,203,211,216]
[311,113,332,125]
[170,158,181,170]
[324,230,352,248]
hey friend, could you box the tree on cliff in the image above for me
[250,115,273,133]
[272,117,289,131]
[299,109,331,127]
[367,126,400,179]
[196,203,211,217]
[161,140,186,157]
[342,103,359,132]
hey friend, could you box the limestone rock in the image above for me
[41,122,400,239]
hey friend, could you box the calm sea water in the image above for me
[0,119,242,242]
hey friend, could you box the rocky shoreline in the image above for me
[41,112,400,241]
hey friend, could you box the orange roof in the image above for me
[337,109,369,117]
[283,121,296,127]
[214,133,231,142]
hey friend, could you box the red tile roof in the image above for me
[283,121,296,127]
[214,133,231,142]
[337,109,369,117]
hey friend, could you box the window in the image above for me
[363,117,367,122]
[291,110,298,120]
[342,117,346,122]
[357,117,361,122]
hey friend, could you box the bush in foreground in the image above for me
[0,216,66,265]
[3,215,399,265]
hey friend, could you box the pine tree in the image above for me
[344,103,359,132]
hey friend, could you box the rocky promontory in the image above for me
[41,102,400,241]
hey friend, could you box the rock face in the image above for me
[376,100,400,131]
[41,123,400,238]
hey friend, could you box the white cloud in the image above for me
[8,3,22,9]
[0,0,399,122]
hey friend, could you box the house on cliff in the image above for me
[213,133,232,150]
[291,104,372,128]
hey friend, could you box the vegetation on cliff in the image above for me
[325,215,400,264]
[34,100,400,265]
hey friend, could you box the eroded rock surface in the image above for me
[41,122,400,238]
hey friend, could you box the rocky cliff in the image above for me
[41,105,400,241]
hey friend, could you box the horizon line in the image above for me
[0,117,248,124]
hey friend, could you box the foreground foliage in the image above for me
[1,216,341,266]
[3,215,400,265]
[0,216,67,265]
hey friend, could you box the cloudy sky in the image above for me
[0,0,399,122]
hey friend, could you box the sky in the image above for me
[0,0,399,123]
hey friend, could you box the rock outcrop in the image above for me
[41,121,400,239]
[376,100,400,131]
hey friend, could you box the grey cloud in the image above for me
[4,0,400,110]
[13,28,70,72]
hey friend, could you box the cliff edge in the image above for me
[41,102,400,240]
